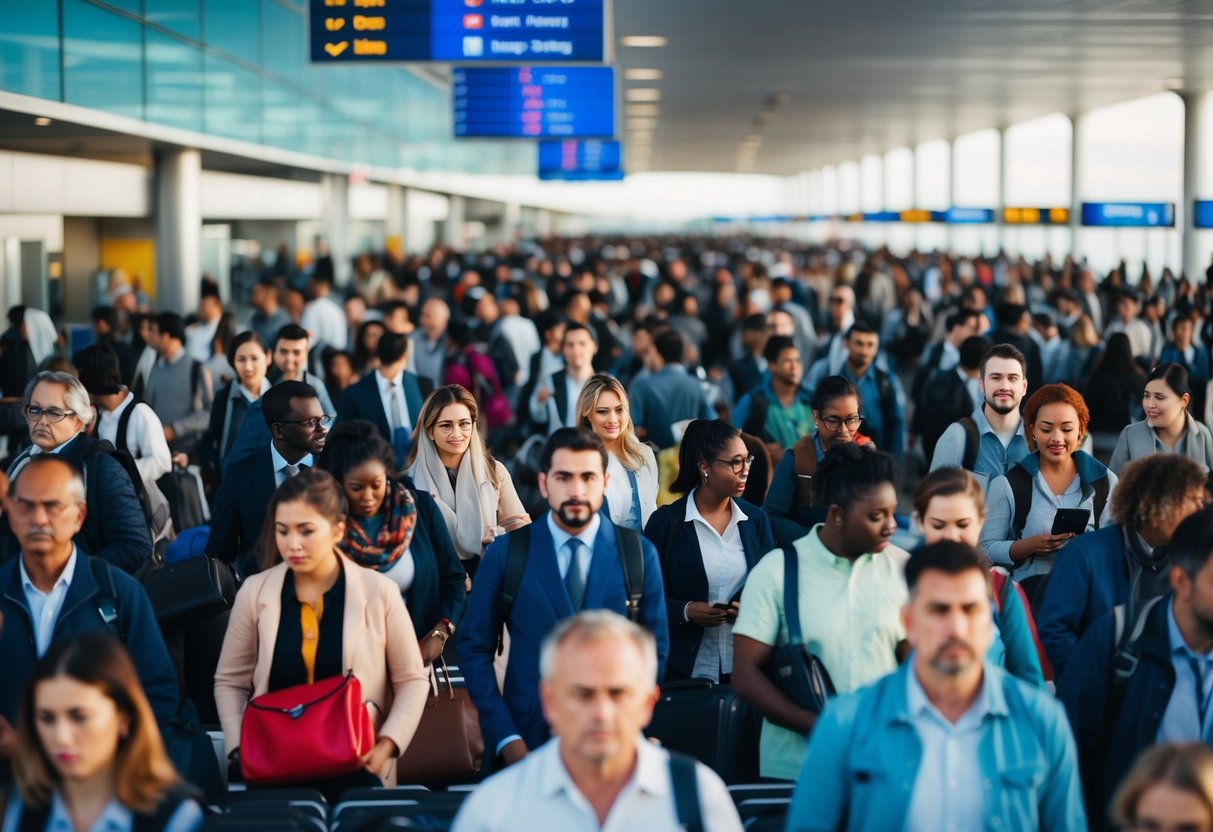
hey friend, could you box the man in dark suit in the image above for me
[457,428,670,768]
[5,371,150,573]
[334,331,425,462]
[90,306,138,385]
[205,381,329,576]
[727,314,770,401]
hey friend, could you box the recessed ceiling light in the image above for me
[34,117,52,127]
[621,36,667,47]
[626,104,660,117]
[625,68,663,82]
[625,88,661,102]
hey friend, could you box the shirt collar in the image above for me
[684,487,748,528]
[49,792,131,832]
[537,734,668,800]
[376,367,405,393]
[20,546,79,595]
[270,443,313,474]
[972,404,1024,436]
[546,510,601,556]
[905,663,996,727]
[107,390,135,419]
[237,378,271,402]
[31,433,82,456]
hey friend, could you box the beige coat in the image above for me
[213,557,429,783]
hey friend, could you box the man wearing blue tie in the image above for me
[457,427,670,769]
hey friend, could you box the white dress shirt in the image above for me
[604,449,658,531]
[20,548,79,657]
[300,295,348,350]
[270,444,314,487]
[684,490,748,679]
[97,393,172,491]
[375,369,412,431]
[451,735,742,832]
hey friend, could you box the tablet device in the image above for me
[1051,508,1090,536]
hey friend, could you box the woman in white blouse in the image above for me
[576,374,658,531]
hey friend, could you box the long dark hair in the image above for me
[671,419,741,494]
[320,419,398,484]
[814,442,897,508]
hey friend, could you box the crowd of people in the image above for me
[2,236,1213,830]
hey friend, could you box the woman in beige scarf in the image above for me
[406,384,529,576]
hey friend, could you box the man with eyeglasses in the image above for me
[206,381,330,577]
[4,372,151,575]
[0,456,177,771]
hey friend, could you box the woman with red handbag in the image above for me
[213,470,429,799]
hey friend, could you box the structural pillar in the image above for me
[500,201,521,245]
[154,148,202,315]
[385,183,409,254]
[996,126,1009,257]
[1069,113,1085,261]
[1182,91,1213,281]
[444,194,466,248]
[948,139,961,251]
[320,173,351,287]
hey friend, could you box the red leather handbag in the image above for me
[240,672,375,785]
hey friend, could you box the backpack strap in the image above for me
[115,397,140,457]
[1005,464,1034,537]
[615,525,644,623]
[1092,475,1110,528]
[791,437,817,507]
[552,369,569,428]
[497,525,532,656]
[782,546,803,646]
[668,752,703,832]
[88,556,125,641]
[959,417,979,472]
[189,360,202,410]
[1112,594,1164,686]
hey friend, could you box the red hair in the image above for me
[1023,383,1090,440]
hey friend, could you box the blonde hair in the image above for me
[1112,742,1213,827]
[15,632,180,814]
[576,374,647,472]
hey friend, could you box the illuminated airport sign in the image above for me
[453,66,615,138]
[935,207,995,224]
[1003,207,1070,225]
[538,140,623,180]
[1081,202,1174,228]
[1193,200,1213,229]
[309,0,605,63]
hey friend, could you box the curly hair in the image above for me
[1023,383,1090,444]
[1110,453,1206,530]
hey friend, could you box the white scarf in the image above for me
[408,433,496,561]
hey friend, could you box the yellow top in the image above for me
[299,596,325,685]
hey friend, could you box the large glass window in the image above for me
[204,51,261,144]
[62,0,144,120]
[145,0,202,42]
[204,0,259,66]
[0,0,62,100]
[145,30,204,132]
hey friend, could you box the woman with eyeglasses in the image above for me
[643,419,773,683]
[576,374,657,532]
[406,385,529,578]
[764,375,874,547]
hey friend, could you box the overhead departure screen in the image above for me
[309,0,606,64]
[538,140,624,180]
[453,67,615,138]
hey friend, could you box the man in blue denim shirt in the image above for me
[787,542,1086,832]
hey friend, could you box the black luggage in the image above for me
[158,465,208,532]
[645,678,761,784]
[141,556,237,631]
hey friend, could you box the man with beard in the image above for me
[929,344,1031,493]
[786,542,1086,831]
[457,428,669,770]
[1059,504,1213,829]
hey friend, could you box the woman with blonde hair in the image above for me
[1112,742,1213,832]
[576,374,657,531]
[407,384,528,576]
[4,631,204,831]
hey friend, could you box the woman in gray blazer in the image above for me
[1110,363,1213,475]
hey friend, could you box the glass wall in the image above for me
[0,0,531,175]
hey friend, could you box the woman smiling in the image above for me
[1109,363,1213,475]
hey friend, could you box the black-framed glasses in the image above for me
[23,406,76,424]
[819,414,863,432]
[279,415,333,431]
[713,455,755,474]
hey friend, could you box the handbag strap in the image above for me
[247,671,355,715]
[782,546,803,647]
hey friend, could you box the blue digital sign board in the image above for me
[934,207,995,224]
[1194,201,1213,229]
[538,140,623,180]
[453,67,614,138]
[309,0,605,64]
[1081,202,1175,228]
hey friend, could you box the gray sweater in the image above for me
[1109,412,1213,475]
[144,349,213,450]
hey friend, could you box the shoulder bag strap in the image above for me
[668,752,704,832]
[497,525,532,655]
[792,437,817,507]
[782,545,802,646]
[615,525,644,622]
[959,417,979,472]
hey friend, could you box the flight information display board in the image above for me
[1194,200,1213,229]
[1081,202,1174,228]
[538,140,623,180]
[453,67,615,138]
[1003,207,1070,225]
[309,0,605,63]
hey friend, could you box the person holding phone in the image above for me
[643,420,773,683]
[981,383,1118,606]
[406,385,529,578]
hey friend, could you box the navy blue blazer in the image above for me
[643,495,774,679]
[335,372,425,443]
[205,443,278,576]
[455,514,670,754]
[0,550,178,726]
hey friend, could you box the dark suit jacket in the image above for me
[455,514,670,754]
[643,495,774,679]
[335,371,426,442]
[205,443,278,576]
[394,477,467,634]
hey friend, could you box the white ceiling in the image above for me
[611,0,1213,174]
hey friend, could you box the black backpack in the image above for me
[81,433,166,545]
[911,366,974,460]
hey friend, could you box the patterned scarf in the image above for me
[339,480,417,571]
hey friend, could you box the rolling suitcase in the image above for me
[645,678,761,783]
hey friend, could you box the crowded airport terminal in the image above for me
[5,1,1213,830]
